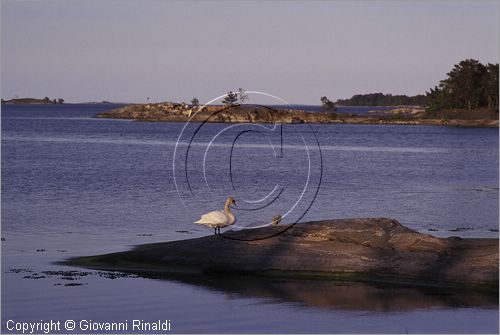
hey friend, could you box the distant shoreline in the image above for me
[95,103,499,128]
[1,99,118,105]
[1,97,66,105]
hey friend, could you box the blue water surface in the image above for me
[1,104,498,334]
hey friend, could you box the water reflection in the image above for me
[139,272,498,311]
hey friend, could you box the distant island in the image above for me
[336,59,498,114]
[336,93,427,107]
[1,97,64,104]
[96,59,498,128]
[97,103,339,124]
[95,103,498,127]
[5,59,498,128]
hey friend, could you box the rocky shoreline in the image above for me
[62,218,499,290]
[95,103,499,127]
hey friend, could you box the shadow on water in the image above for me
[136,272,498,312]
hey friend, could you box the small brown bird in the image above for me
[271,214,282,225]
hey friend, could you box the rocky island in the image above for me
[63,218,499,290]
[96,103,499,127]
[96,103,338,124]
[2,97,64,104]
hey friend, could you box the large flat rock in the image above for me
[63,218,498,289]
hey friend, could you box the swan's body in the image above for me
[194,197,236,234]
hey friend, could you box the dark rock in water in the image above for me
[23,274,46,279]
[96,271,138,279]
[64,283,87,287]
[41,270,92,277]
[7,268,33,274]
[290,117,304,124]
[62,218,498,289]
[448,227,472,232]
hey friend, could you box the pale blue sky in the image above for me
[1,0,499,104]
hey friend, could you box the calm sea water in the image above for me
[1,104,498,333]
[287,104,395,115]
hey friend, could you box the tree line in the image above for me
[426,59,498,113]
[334,59,499,113]
[1,96,64,104]
[336,93,427,107]
[207,59,499,116]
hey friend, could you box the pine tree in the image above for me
[222,91,238,106]
[425,59,498,113]
[441,59,486,111]
[238,88,248,104]
[320,96,336,112]
[484,63,499,111]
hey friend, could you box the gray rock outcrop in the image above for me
[63,218,498,289]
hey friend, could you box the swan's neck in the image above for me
[224,203,232,214]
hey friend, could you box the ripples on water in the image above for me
[1,104,498,333]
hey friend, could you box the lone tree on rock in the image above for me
[320,96,336,112]
[222,91,238,106]
[191,97,199,107]
[238,88,249,103]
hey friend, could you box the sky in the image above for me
[1,0,499,104]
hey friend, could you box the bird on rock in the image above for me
[194,197,236,234]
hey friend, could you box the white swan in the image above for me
[194,197,236,234]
